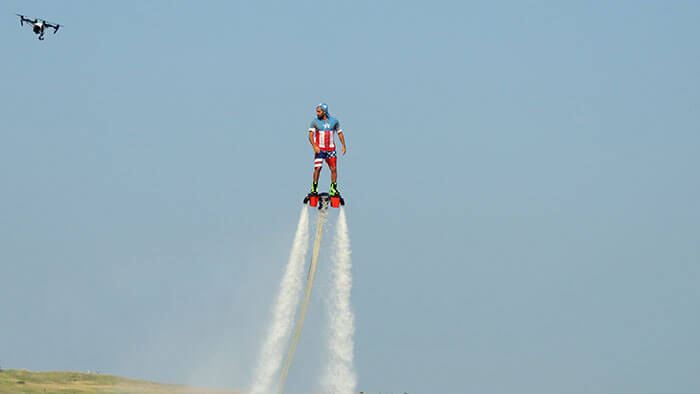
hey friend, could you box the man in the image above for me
[308,102,346,197]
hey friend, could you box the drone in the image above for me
[16,14,61,40]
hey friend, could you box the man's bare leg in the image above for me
[311,167,321,194]
[330,167,339,196]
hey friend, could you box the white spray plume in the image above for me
[321,207,357,394]
[250,207,309,394]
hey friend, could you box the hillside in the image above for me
[0,369,241,393]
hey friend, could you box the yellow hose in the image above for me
[277,207,327,394]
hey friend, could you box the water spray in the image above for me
[321,207,357,394]
[250,207,310,394]
[276,207,328,394]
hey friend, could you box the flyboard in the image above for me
[303,192,345,209]
[276,192,344,394]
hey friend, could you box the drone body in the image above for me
[17,14,61,40]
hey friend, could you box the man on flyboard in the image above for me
[307,102,347,202]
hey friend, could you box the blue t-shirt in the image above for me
[309,116,342,151]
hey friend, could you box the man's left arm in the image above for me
[338,131,346,155]
[336,121,347,155]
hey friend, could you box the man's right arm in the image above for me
[309,130,320,153]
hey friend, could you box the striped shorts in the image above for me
[314,150,337,169]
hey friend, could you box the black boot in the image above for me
[309,182,318,195]
[329,182,340,197]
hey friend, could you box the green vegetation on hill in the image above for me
[0,369,241,393]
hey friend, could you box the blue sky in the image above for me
[1,1,699,393]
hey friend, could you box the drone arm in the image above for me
[44,22,60,33]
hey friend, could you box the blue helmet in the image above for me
[316,102,329,115]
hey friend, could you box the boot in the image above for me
[309,182,318,195]
[329,182,340,197]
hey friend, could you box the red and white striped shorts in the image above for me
[314,150,337,169]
